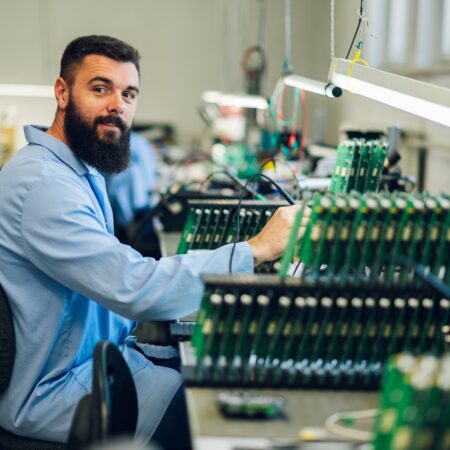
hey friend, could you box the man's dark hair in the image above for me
[60,35,141,85]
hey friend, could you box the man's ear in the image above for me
[54,77,70,109]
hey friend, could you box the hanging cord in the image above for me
[357,3,374,39]
[346,0,371,75]
[330,0,335,60]
[269,79,303,166]
[269,0,304,172]
[283,0,293,73]
[242,0,267,99]
[257,0,267,51]
[270,79,301,130]
[345,0,365,59]
[270,0,299,132]
[269,79,305,170]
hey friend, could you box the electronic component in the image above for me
[216,392,286,419]
[183,275,448,389]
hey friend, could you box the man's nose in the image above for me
[106,92,124,115]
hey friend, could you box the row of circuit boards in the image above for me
[182,275,448,389]
[329,139,388,194]
[279,191,450,283]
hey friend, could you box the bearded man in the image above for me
[0,35,299,447]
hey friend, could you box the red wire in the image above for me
[299,90,308,161]
[277,83,285,124]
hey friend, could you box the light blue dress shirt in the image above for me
[104,132,158,228]
[0,125,254,443]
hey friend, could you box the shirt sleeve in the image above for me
[20,175,254,321]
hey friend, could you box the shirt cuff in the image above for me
[221,241,255,274]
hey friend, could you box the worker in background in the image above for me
[0,35,300,447]
[104,131,161,257]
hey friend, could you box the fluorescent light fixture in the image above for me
[329,58,450,127]
[0,83,54,98]
[283,74,342,98]
[202,90,268,110]
[202,91,223,104]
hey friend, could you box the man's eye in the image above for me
[123,91,136,100]
[93,86,106,94]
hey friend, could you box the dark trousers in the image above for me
[147,356,192,450]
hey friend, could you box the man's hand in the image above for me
[247,204,308,266]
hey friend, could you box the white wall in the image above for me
[0,0,230,145]
[0,0,323,146]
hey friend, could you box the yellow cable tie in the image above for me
[347,48,369,77]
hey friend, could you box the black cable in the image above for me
[292,258,302,277]
[202,170,264,200]
[255,173,296,205]
[228,172,296,273]
[229,180,248,273]
[345,0,364,59]
[260,157,303,200]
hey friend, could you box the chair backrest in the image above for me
[92,340,138,441]
[66,395,92,450]
[0,284,15,394]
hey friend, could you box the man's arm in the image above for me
[21,176,303,321]
[248,204,302,266]
[20,175,254,321]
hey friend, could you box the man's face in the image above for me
[63,54,140,173]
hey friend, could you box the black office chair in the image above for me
[67,340,138,450]
[0,283,65,449]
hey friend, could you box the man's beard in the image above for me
[64,99,131,173]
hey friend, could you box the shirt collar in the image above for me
[24,125,99,176]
